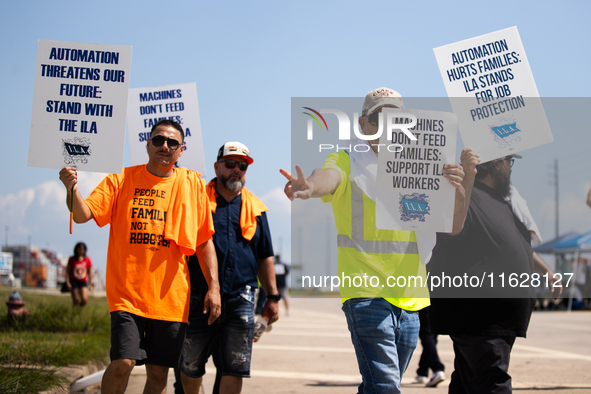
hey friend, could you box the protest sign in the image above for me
[0,253,13,275]
[433,26,553,162]
[127,83,206,175]
[28,40,132,173]
[376,108,457,232]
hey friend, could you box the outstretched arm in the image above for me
[58,167,94,223]
[280,165,341,200]
[444,148,480,236]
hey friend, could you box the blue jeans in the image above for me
[342,298,420,394]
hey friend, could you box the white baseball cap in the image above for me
[217,141,253,164]
[362,87,404,116]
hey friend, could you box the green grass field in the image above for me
[0,288,110,393]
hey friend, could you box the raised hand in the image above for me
[280,165,314,200]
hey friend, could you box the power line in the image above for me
[554,159,559,238]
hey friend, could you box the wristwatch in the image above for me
[266,293,282,301]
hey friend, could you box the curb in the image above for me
[39,361,107,394]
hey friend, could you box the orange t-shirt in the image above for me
[85,165,214,322]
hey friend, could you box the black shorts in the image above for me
[70,280,88,289]
[110,311,187,367]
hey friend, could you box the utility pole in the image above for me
[277,236,283,257]
[296,227,303,287]
[298,227,303,267]
[326,216,331,277]
[555,158,559,238]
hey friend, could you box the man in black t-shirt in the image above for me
[428,154,559,394]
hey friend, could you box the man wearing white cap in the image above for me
[281,88,477,393]
[181,142,278,394]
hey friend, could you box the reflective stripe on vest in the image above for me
[336,180,419,254]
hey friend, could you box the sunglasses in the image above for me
[150,135,182,150]
[505,158,515,167]
[220,160,248,171]
[367,105,398,126]
[368,111,381,126]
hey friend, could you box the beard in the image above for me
[492,169,512,199]
[219,174,245,193]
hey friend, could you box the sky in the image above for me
[1,1,590,281]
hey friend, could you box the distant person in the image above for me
[59,119,221,394]
[587,186,591,209]
[574,257,590,306]
[65,242,92,307]
[273,254,290,316]
[414,307,445,387]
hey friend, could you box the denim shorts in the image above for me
[181,289,255,378]
[342,298,420,394]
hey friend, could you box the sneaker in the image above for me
[415,375,428,384]
[426,371,445,387]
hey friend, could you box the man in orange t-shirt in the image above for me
[59,119,221,394]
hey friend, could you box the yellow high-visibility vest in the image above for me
[321,151,430,311]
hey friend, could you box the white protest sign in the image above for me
[433,26,552,163]
[376,108,457,232]
[0,253,13,275]
[127,83,206,175]
[28,40,132,173]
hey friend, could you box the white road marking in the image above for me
[254,344,355,353]
[251,369,361,383]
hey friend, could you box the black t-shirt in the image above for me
[428,181,536,337]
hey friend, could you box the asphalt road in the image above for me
[116,297,591,394]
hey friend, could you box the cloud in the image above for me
[77,172,109,196]
[0,177,110,280]
[0,187,35,235]
[0,172,110,241]
[36,181,67,211]
[261,187,291,216]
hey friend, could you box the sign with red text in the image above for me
[127,82,206,175]
[29,40,132,173]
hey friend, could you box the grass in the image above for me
[0,367,67,394]
[0,288,111,393]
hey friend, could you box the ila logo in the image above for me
[399,193,431,223]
